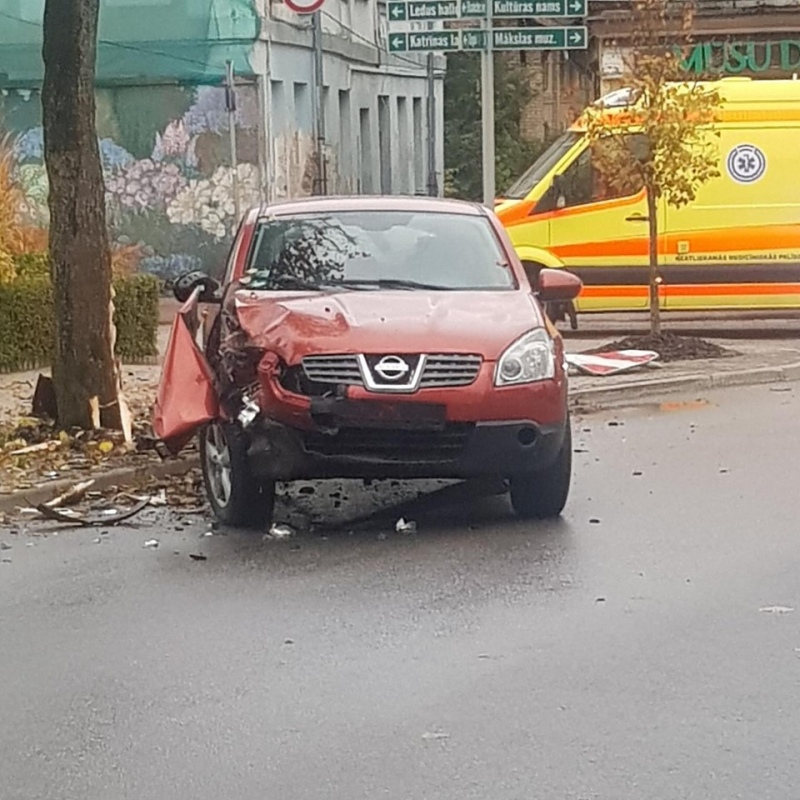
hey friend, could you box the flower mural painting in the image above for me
[167,163,262,242]
[3,84,262,284]
[105,159,187,214]
[152,119,199,170]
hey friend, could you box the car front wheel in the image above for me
[509,422,572,520]
[200,421,275,529]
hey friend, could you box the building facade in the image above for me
[509,0,800,147]
[591,0,800,95]
[0,0,443,281]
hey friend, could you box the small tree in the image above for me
[584,0,720,336]
[42,0,125,430]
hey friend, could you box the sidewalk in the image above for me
[567,336,800,410]
[2,329,800,511]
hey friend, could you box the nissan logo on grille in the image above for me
[358,354,426,393]
[374,356,410,382]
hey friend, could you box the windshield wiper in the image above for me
[336,278,454,291]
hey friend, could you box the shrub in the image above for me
[0,260,159,372]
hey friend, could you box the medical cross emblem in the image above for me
[727,144,767,184]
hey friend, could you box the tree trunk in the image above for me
[42,0,121,430]
[646,186,661,337]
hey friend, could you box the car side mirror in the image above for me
[537,268,582,303]
[172,270,221,304]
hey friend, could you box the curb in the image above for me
[3,362,799,514]
[569,360,800,412]
[0,455,200,515]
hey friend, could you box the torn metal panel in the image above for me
[152,288,219,453]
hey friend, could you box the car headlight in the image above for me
[495,329,556,386]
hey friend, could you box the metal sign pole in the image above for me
[225,60,241,222]
[481,6,495,207]
[311,10,328,195]
[426,52,438,196]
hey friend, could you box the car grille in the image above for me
[301,355,362,386]
[304,424,473,462]
[301,354,482,390]
[419,355,482,388]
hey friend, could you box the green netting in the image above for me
[0,0,258,87]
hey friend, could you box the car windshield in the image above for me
[243,210,516,292]
[503,131,583,200]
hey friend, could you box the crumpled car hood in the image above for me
[233,289,546,362]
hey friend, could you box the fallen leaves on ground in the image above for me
[0,366,185,499]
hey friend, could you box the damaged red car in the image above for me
[154,196,582,528]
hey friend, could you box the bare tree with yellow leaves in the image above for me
[584,0,720,336]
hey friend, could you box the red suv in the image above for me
[155,197,582,528]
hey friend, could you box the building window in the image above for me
[339,90,352,191]
[294,82,312,133]
[359,107,373,194]
[271,80,286,134]
[378,95,392,194]
[397,96,410,194]
[412,97,423,193]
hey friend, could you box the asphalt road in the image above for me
[2,383,800,800]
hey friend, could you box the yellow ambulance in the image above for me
[495,77,800,317]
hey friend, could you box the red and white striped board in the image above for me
[565,350,660,377]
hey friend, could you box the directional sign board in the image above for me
[388,0,585,21]
[493,25,587,49]
[388,0,457,22]
[388,26,586,51]
[464,0,586,18]
[388,31,461,52]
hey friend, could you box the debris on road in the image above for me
[189,553,208,561]
[265,524,296,541]
[143,539,160,549]
[9,441,55,456]
[33,497,150,527]
[44,479,96,509]
[421,731,450,741]
[395,517,417,534]
[566,350,660,377]
[759,606,794,615]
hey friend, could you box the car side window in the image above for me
[556,134,646,210]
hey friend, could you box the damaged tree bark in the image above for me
[42,0,122,430]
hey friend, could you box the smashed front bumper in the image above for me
[246,403,567,481]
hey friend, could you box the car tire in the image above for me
[509,421,572,520]
[200,421,275,529]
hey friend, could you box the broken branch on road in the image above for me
[31,497,150,527]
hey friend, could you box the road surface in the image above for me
[2,383,800,800]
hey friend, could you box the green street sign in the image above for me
[492,25,587,49]
[388,30,461,52]
[461,30,488,50]
[460,0,586,17]
[388,0,459,21]
[388,2,408,20]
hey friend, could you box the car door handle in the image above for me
[625,213,649,223]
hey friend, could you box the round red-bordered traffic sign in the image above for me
[284,0,325,14]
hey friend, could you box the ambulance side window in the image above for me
[557,135,645,210]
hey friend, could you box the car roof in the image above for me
[256,195,487,219]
